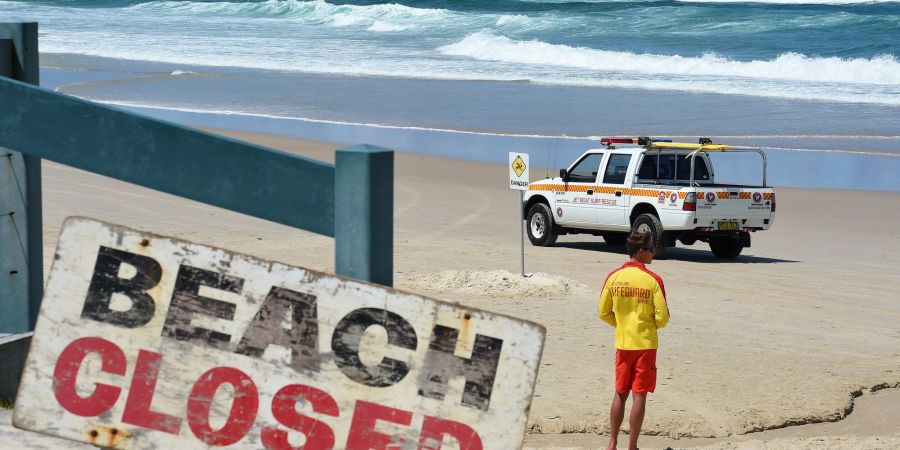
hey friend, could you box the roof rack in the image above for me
[600,136,768,185]
[602,136,742,152]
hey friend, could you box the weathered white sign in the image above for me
[14,218,546,449]
[508,152,529,191]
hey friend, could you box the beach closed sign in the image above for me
[509,152,529,190]
[14,218,546,450]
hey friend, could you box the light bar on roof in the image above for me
[600,137,637,145]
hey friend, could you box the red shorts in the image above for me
[615,349,657,394]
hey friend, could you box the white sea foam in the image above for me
[367,21,412,32]
[83,99,900,158]
[9,0,900,106]
[439,32,900,86]
[43,39,900,106]
[130,0,452,26]
[84,99,602,140]
[42,34,900,105]
[496,14,532,26]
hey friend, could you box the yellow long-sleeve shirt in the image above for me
[598,261,669,350]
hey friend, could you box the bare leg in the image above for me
[607,391,629,450]
[628,393,647,450]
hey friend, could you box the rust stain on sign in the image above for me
[86,424,131,448]
[14,218,546,449]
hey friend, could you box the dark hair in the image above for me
[627,231,653,258]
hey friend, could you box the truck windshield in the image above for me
[637,154,710,184]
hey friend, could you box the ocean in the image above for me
[2,0,899,190]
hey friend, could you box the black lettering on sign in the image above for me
[81,246,161,328]
[332,308,417,387]
[418,325,503,411]
[235,287,319,372]
[162,265,243,350]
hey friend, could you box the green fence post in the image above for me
[335,145,394,287]
[0,22,41,333]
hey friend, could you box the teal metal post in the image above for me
[0,23,41,333]
[335,145,394,287]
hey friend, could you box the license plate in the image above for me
[718,221,739,231]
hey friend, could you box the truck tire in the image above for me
[526,203,558,246]
[709,236,744,258]
[603,233,627,246]
[632,213,666,257]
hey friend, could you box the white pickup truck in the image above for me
[523,137,775,258]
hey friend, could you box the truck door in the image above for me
[595,153,633,229]
[557,152,604,226]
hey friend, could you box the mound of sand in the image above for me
[400,269,591,299]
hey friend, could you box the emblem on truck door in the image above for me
[705,192,716,204]
[753,192,762,203]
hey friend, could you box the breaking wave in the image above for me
[439,32,900,86]
[124,0,453,25]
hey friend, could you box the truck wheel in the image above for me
[709,236,744,258]
[632,213,666,257]
[526,203,558,246]
[603,233,627,246]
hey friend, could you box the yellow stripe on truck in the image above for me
[528,185,770,202]
[529,184,685,199]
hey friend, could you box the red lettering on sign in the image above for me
[187,367,260,446]
[122,350,183,434]
[262,384,339,450]
[53,337,126,417]
[52,337,490,449]
[345,400,413,450]
[419,416,484,450]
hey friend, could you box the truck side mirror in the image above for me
[559,169,568,181]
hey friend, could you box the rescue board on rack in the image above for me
[13,217,546,450]
[650,142,735,151]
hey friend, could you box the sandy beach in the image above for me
[0,127,893,448]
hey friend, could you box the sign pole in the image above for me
[520,190,525,277]
[508,152,529,278]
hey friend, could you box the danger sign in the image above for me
[14,218,546,449]
[509,152,529,190]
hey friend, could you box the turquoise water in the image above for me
[4,0,900,190]
[3,0,900,104]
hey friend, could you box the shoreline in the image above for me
[35,55,900,193]
[52,99,900,193]
[39,54,900,146]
